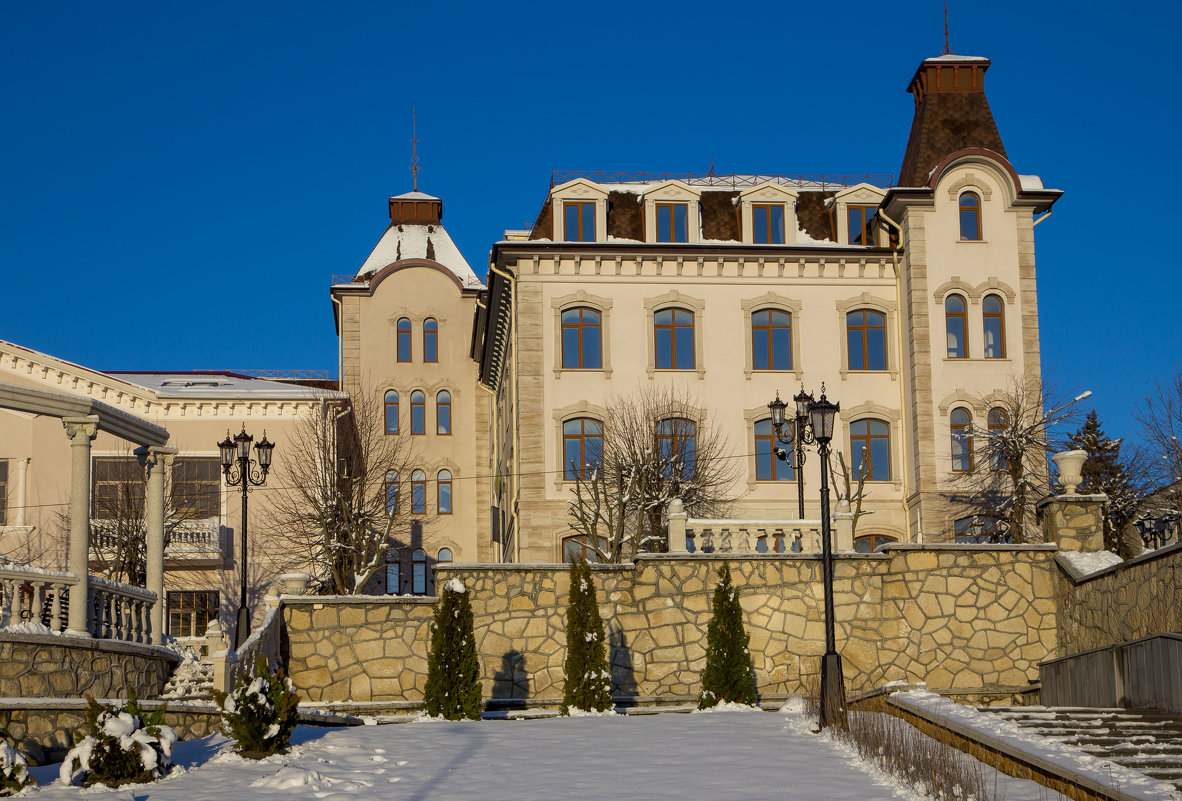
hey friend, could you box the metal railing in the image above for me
[550,170,895,190]
[223,369,335,381]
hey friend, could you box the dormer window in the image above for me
[655,203,689,242]
[752,204,786,244]
[642,181,701,244]
[563,201,596,242]
[549,179,608,243]
[833,183,886,246]
[847,205,877,246]
[738,183,797,245]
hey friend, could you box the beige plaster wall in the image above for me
[283,546,1059,705]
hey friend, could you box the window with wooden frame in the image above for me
[850,419,891,481]
[846,310,887,370]
[656,417,696,479]
[437,470,452,514]
[563,201,596,242]
[945,294,968,358]
[396,318,412,362]
[436,391,452,435]
[563,418,603,480]
[412,548,427,594]
[385,549,400,594]
[562,534,604,563]
[410,470,427,514]
[654,308,695,369]
[951,408,973,472]
[846,205,877,246]
[166,590,219,637]
[655,202,689,243]
[385,470,399,515]
[384,390,399,434]
[410,390,425,435]
[751,309,792,370]
[854,534,897,553]
[959,192,982,241]
[560,307,602,369]
[423,318,438,363]
[754,418,793,481]
[752,204,785,244]
[988,407,1009,471]
[983,294,1006,358]
[171,458,220,519]
[92,457,144,519]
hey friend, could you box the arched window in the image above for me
[436,391,452,435]
[423,318,438,363]
[951,408,973,472]
[988,407,1009,471]
[437,469,452,515]
[854,534,897,553]
[412,548,426,595]
[656,417,697,479]
[437,547,452,563]
[654,308,694,369]
[561,307,602,369]
[959,192,981,241]
[754,418,793,481]
[384,470,400,515]
[850,419,891,481]
[945,295,967,359]
[385,549,400,594]
[563,418,603,480]
[410,390,425,435]
[396,318,412,362]
[983,295,1006,359]
[751,309,792,371]
[846,310,887,370]
[384,390,399,434]
[562,534,604,563]
[411,470,426,514]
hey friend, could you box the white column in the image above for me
[138,444,177,645]
[14,457,29,527]
[62,416,98,637]
[666,498,687,553]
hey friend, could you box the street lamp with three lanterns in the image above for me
[218,425,275,649]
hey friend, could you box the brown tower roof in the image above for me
[898,55,1007,187]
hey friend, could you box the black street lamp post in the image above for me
[218,425,275,649]
[768,388,815,519]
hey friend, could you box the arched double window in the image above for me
[988,407,1009,471]
[384,470,399,515]
[983,294,1006,358]
[423,318,438,363]
[396,317,412,362]
[847,309,887,370]
[754,418,793,481]
[384,390,399,434]
[561,307,602,369]
[410,390,425,435]
[563,418,603,480]
[656,417,696,479]
[411,470,427,514]
[654,308,694,369]
[751,309,792,371]
[945,295,967,358]
[850,419,891,481]
[436,391,451,435]
[854,534,897,553]
[951,408,973,472]
[959,192,982,241]
[437,469,452,514]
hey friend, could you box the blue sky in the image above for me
[2,1,1178,445]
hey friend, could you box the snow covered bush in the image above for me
[423,578,482,720]
[0,732,34,796]
[698,564,756,709]
[561,558,613,715]
[60,694,178,788]
[213,654,301,758]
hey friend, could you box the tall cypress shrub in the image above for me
[561,558,613,714]
[423,578,483,720]
[699,563,757,708]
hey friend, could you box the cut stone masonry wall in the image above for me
[0,634,176,699]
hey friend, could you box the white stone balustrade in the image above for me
[86,576,156,643]
[685,519,822,554]
[0,564,77,632]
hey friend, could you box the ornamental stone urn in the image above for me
[1052,449,1088,495]
[279,572,312,596]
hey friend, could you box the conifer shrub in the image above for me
[698,563,757,709]
[60,693,178,788]
[423,578,483,720]
[561,558,613,715]
[0,730,34,797]
[213,655,301,758]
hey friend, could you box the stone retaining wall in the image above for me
[0,634,177,699]
[284,545,1059,705]
[1056,542,1182,655]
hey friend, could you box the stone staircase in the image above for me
[985,706,1182,790]
[159,657,215,702]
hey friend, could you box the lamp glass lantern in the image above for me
[809,394,839,443]
[794,388,814,420]
[233,427,253,459]
[255,433,275,471]
[768,393,787,431]
[218,433,236,468]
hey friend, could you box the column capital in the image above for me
[62,415,99,442]
[135,444,179,468]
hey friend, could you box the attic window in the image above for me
[752,204,785,244]
[563,202,595,242]
[655,203,688,243]
[847,206,877,246]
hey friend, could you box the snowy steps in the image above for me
[158,660,215,702]
[983,706,1182,789]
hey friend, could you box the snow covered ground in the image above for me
[23,705,1068,800]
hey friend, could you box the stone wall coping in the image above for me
[281,594,440,605]
[635,552,889,561]
[436,562,637,571]
[1039,632,1182,668]
[882,543,1058,552]
[1055,540,1182,586]
[0,697,215,710]
[1035,493,1108,511]
[0,633,181,662]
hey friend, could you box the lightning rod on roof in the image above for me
[410,108,421,192]
[943,1,951,55]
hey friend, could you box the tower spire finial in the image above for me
[943,1,951,55]
[409,108,421,192]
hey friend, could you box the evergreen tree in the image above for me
[213,655,300,758]
[699,563,756,709]
[423,578,482,720]
[561,558,613,714]
[1067,410,1142,556]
